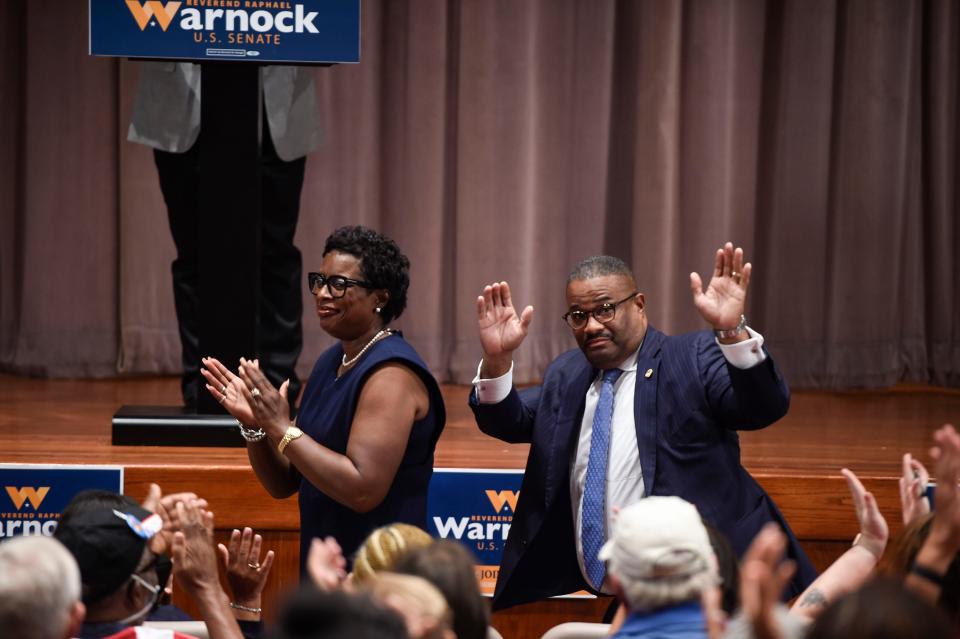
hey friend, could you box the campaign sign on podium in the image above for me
[90,0,360,63]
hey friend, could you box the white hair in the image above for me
[611,549,719,612]
[0,535,82,639]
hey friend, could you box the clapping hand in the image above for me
[476,281,533,377]
[690,242,751,335]
[140,483,208,558]
[841,468,888,559]
[739,523,794,639]
[899,453,931,525]
[927,424,960,555]
[218,527,274,617]
[238,357,291,436]
[171,499,220,596]
[202,357,258,426]
[306,536,348,591]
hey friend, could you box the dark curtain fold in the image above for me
[1,0,958,388]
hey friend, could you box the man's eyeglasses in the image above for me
[308,272,374,298]
[562,292,639,330]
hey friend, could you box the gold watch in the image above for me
[278,425,303,455]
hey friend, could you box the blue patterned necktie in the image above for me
[582,367,623,591]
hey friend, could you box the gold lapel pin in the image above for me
[644,368,653,378]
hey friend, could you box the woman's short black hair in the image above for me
[323,226,410,323]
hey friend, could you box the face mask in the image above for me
[115,573,162,626]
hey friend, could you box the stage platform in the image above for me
[1,373,959,638]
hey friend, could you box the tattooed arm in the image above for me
[790,468,887,621]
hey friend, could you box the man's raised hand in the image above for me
[690,242,751,336]
[477,281,533,378]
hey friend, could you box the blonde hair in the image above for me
[361,572,453,639]
[352,523,433,584]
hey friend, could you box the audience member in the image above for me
[805,579,952,639]
[305,523,433,590]
[600,496,719,638]
[0,535,86,639]
[608,522,742,635]
[395,540,491,639]
[361,572,455,639]
[55,493,242,639]
[902,423,960,625]
[266,587,408,639]
[56,488,189,619]
[352,523,434,585]
[703,524,740,620]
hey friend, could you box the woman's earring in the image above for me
[374,307,381,314]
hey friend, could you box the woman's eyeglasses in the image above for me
[307,272,374,298]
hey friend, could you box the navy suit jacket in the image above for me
[470,326,817,610]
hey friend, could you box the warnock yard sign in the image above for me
[90,1,360,64]
[427,469,523,597]
[427,469,594,599]
[0,464,123,539]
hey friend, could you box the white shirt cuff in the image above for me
[717,326,767,369]
[472,360,514,404]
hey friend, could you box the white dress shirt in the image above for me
[473,327,767,593]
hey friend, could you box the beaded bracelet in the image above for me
[229,601,262,614]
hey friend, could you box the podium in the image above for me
[89,0,360,443]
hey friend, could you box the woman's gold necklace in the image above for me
[341,328,392,369]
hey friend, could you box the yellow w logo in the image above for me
[485,489,519,513]
[4,486,50,510]
[125,1,182,32]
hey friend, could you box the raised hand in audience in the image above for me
[790,468,887,620]
[140,483,209,557]
[899,452,931,525]
[306,535,348,591]
[842,468,888,559]
[906,424,960,604]
[218,527,275,621]
[739,523,794,639]
[171,499,243,639]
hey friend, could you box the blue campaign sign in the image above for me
[90,1,360,64]
[0,464,123,538]
[427,469,523,596]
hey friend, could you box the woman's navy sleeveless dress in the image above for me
[294,332,445,572]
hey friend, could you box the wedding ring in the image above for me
[251,388,262,399]
[247,562,260,570]
[220,385,227,394]
[731,271,740,278]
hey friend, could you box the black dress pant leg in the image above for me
[258,126,305,414]
[154,126,305,413]
[154,141,203,409]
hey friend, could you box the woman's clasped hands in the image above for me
[201,355,293,438]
